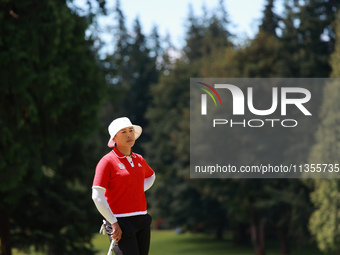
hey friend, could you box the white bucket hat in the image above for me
[107,117,142,147]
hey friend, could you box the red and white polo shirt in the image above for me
[92,147,154,217]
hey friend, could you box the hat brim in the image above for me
[107,125,142,147]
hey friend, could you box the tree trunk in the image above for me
[278,229,290,255]
[215,216,224,240]
[233,223,249,246]
[0,213,12,255]
[250,217,266,255]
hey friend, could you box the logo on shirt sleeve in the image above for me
[119,163,126,169]
[138,163,142,167]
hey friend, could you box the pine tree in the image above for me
[308,11,340,254]
[125,17,159,150]
[184,0,232,63]
[183,4,205,62]
[144,2,237,240]
[275,0,301,77]
[279,0,340,77]
[149,25,162,62]
[0,0,106,254]
[103,1,160,153]
[259,0,280,36]
[201,0,232,57]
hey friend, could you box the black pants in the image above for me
[105,214,152,255]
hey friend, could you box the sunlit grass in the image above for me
[93,230,326,255]
[11,230,327,255]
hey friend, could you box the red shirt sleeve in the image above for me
[142,157,154,178]
[93,157,111,189]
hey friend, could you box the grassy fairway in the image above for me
[149,230,250,255]
[93,230,248,255]
[12,230,326,255]
[93,230,326,255]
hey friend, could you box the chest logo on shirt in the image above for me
[118,163,126,169]
[138,163,142,167]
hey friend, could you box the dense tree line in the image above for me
[144,1,340,255]
[0,0,107,254]
[1,0,340,255]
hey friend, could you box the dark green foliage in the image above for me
[260,0,280,36]
[144,1,339,255]
[278,0,340,77]
[144,3,233,239]
[101,0,160,153]
[183,0,232,62]
[308,12,340,253]
[0,0,106,254]
[2,0,340,254]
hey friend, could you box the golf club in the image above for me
[107,239,116,255]
[100,220,117,255]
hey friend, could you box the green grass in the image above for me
[149,230,250,255]
[93,230,326,255]
[12,230,327,255]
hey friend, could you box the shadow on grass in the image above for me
[149,230,329,255]
[11,230,333,255]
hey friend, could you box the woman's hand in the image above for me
[111,222,122,242]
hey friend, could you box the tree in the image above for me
[143,59,193,224]
[124,17,159,139]
[143,1,338,255]
[260,0,280,37]
[237,31,281,77]
[0,0,106,254]
[275,0,301,77]
[279,0,340,77]
[102,1,160,153]
[183,0,232,62]
[144,2,238,240]
[308,11,340,253]
[183,4,205,62]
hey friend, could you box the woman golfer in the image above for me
[92,117,155,255]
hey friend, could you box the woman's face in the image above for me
[113,126,136,149]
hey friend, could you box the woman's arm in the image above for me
[92,187,122,242]
[92,186,117,224]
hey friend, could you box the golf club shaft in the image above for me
[107,239,116,255]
